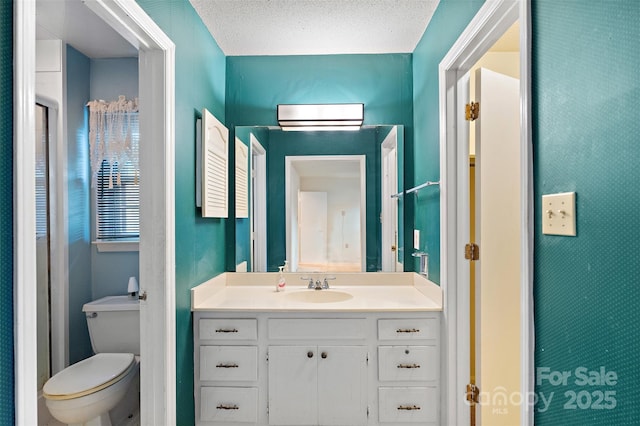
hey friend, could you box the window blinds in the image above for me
[95,113,140,240]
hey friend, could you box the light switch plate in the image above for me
[414,230,420,250]
[542,192,576,236]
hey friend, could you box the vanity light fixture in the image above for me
[277,103,364,131]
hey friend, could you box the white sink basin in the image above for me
[286,290,353,304]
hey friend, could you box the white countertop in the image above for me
[191,272,442,312]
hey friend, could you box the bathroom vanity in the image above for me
[191,273,443,426]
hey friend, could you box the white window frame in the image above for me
[92,111,141,252]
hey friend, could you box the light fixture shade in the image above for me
[277,103,364,130]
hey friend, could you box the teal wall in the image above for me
[135,1,227,423]
[532,1,640,424]
[412,0,484,283]
[226,54,414,270]
[226,54,413,127]
[66,46,94,363]
[0,0,12,423]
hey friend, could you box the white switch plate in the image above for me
[542,192,576,236]
[414,230,420,250]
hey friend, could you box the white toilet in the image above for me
[43,295,140,426]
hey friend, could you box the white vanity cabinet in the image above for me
[268,345,368,425]
[194,312,440,426]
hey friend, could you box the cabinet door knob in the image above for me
[307,351,314,358]
[321,352,328,359]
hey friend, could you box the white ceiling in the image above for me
[36,0,137,58]
[189,0,440,56]
[35,0,517,60]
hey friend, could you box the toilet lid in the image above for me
[43,353,135,400]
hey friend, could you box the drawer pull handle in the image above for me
[307,351,314,358]
[216,404,239,410]
[398,405,421,411]
[397,363,421,369]
[215,328,238,333]
[216,363,239,368]
[396,328,420,333]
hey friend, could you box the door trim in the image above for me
[14,2,38,422]
[438,1,533,425]
[14,0,177,424]
[250,135,267,271]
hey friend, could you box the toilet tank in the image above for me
[83,295,140,355]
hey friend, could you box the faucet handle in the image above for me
[300,276,315,288]
[322,276,336,289]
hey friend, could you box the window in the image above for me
[87,97,140,243]
[95,127,140,240]
[94,113,139,240]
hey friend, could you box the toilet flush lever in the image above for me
[138,291,147,301]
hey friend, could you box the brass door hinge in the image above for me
[465,102,479,121]
[466,383,480,404]
[464,243,479,261]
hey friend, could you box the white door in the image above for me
[250,135,267,271]
[474,67,521,425]
[268,346,317,425]
[381,131,398,272]
[298,191,328,266]
[317,346,368,426]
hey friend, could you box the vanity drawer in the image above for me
[200,386,258,423]
[199,319,257,341]
[268,318,366,340]
[378,318,438,341]
[378,387,438,423]
[378,346,438,382]
[200,346,258,381]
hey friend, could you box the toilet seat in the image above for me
[43,353,136,401]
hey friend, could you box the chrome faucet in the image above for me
[322,276,336,289]
[300,276,335,290]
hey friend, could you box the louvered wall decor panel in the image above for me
[201,108,228,218]
[235,138,249,219]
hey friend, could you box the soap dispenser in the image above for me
[276,266,286,292]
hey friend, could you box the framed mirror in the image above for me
[234,125,404,273]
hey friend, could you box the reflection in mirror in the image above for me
[234,125,404,273]
[285,155,366,272]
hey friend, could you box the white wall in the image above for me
[288,167,300,270]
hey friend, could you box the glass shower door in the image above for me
[35,103,51,391]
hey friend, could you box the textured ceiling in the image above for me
[189,0,440,56]
[34,0,517,60]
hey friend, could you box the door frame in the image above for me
[14,0,176,424]
[438,1,533,425]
